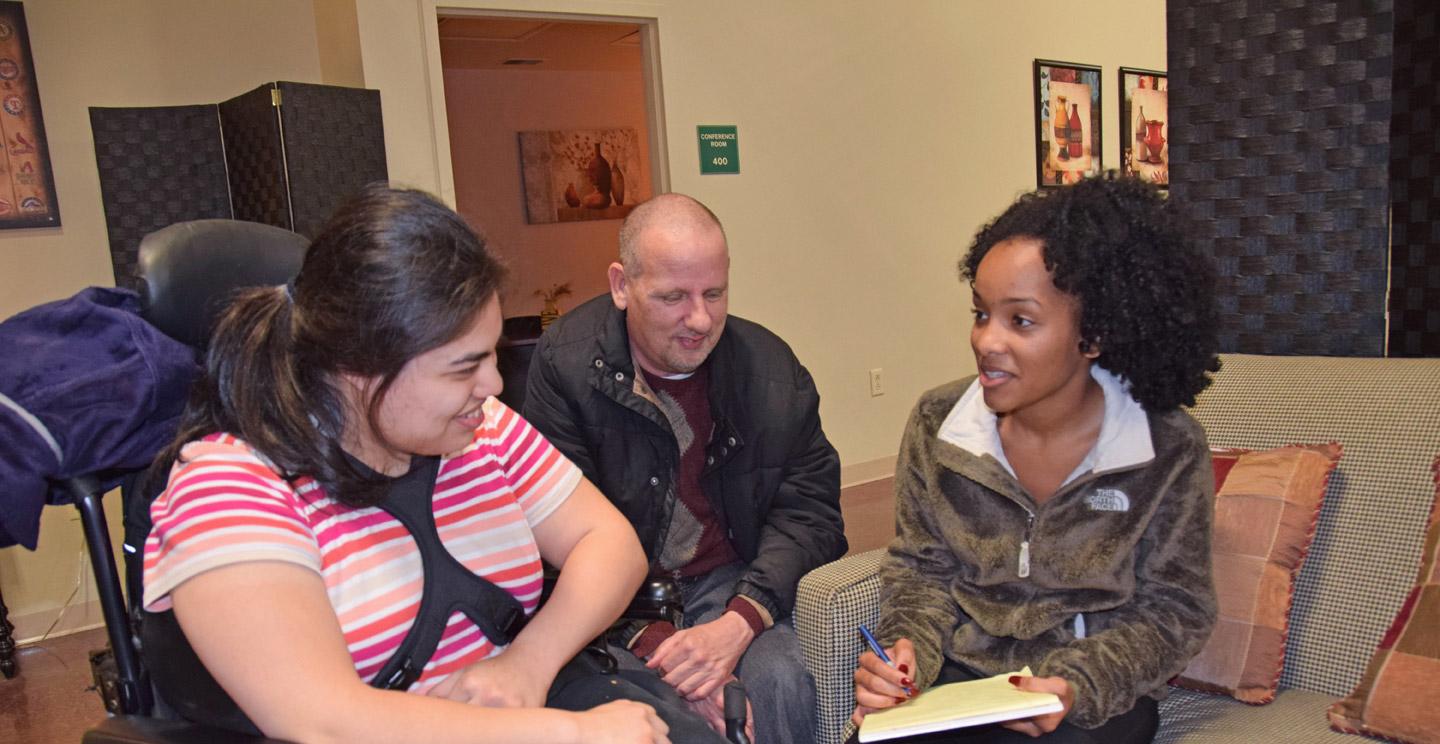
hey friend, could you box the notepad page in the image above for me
[858,667,1064,742]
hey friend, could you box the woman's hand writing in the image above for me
[850,637,917,727]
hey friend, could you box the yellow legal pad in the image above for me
[858,667,1064,742]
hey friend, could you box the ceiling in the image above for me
[437,16,643,72]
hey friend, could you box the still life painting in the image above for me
[518,127,645,225]
[1033,59,1103,189]
[1119,68,1168,187]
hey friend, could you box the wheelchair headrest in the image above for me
[138,220,308,350]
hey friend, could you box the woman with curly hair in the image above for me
[852,175,1221,743]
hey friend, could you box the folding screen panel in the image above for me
[91,82,387,290]
[276,82,386,239]
[89,104,231,293]
[218,84,289,230]
[1387,0,1440,357]
[1167,0,1394,356]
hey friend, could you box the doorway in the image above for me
[436,12,667,323]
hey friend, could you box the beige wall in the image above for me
[3,0,1165,635]
[364,0,1168,473]
[0,0,325,641]
[442,66,652,317]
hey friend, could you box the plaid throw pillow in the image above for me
[1327,455,1440,743]
[1174,442,1342,703]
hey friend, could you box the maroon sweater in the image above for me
[629,366,765,656]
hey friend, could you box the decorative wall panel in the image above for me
[1387,0,1440,357]
[89,105,231,293]
[92,83,386,290]
[219,84,289,230]
[276,82,386,239]
[1168,0,1394,356]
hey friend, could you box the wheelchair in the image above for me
[56,219,716,743]
[73,219,305,743]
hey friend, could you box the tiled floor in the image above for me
[0,477,896,743]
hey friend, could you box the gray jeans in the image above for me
[610,561,817,744]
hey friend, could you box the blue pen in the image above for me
[859,624,912,696]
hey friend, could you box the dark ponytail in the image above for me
[159,184,506,507]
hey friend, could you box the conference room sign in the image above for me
[697,125,739,175]
[0,1,60,229]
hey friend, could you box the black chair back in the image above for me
[120,220,309,604]
[138,220,307,349]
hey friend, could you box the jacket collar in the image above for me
[937,365,1154,485]
[586,300,737,443]
[594,297,638,376]
[590,298,735,398]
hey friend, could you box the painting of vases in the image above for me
[518,127,647,224]
[1034,60,1103,189]
[1119,68,1168,187]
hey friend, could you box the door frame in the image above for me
[426,4,671,206]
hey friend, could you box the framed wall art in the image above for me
[0,1,60,228]
[1119,67,1168,187]
[517,127,646,225]
[1033,59,1102,188]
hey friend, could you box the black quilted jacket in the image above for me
[523,294,846,620]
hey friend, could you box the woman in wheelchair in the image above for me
[141,185,724,744]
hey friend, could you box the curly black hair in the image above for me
[960,173,1220,411]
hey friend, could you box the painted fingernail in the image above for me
[898,664,910,674]
[894,696,907,704]
[901,677,913,687]
[1008,675,1022,686]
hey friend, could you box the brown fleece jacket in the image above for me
[874,376,1217,728]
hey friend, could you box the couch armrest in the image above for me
[796,549,887,744]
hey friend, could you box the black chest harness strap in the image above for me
[369,455,530,691]
[141,455,534,733]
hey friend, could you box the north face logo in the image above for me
[1086,489,1131,512]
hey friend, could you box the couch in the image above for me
[797,353,1440,744]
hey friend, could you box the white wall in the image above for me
[0,0,326,641]
[442,67,652,317]
[360,0,1168,478]
[2,0,1166,634]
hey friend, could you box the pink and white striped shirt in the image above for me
[142,397,580,693]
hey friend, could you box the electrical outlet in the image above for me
[869,368,884,397]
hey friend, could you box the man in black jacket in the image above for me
[524,193,845,743]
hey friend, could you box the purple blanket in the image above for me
[0,287,197,549]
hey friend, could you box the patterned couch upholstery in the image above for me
[797,354,1440,744]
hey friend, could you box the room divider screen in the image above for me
[91,81,387,293]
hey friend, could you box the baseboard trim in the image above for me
[841,455,896,488]
[13,599,107,646]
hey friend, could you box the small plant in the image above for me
[535,282,573,328]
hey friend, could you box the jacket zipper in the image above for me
[1018,509,1035,578]
[1007,462,1151,581]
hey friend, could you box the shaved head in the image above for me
[618,193,726,277]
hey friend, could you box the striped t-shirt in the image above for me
[142,397,580,693]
